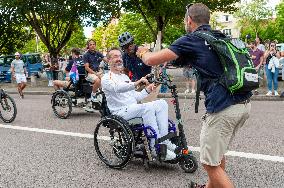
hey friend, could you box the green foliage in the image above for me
[235,0,272,38]
[92,12,185,51]
[1,0,113,60]
[0,5,32,55]
[118,0,239,41]
[238,1,284,43]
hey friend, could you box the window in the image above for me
[223,29,232,36]
[27,55,37,64]
[224,15,229,22]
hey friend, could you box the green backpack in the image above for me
[194,31,259,94]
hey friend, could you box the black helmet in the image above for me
[118,32,134,47]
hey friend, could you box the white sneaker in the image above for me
[84,106,95,112]
[184,89,190,94]
[90,95,98,102]
[163,140,177,152]
[164,149,176,161]
[274,91,279,96]
[266,91,272,96]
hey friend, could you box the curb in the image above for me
[5,91,54,95]
[158,93,284,101]
[4,90,284,101]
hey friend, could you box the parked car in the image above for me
[0,53,43,83]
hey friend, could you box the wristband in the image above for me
[144,88,150,94]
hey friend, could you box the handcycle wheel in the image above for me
[51,90,72,119]
[179,154,198,173]
[94,116,134,169]
[0,93,17,123]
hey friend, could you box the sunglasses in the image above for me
[270,45,275,47]
[186,3,193,10]
[122,42,133,50]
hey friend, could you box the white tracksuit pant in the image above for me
[114,99,169,147]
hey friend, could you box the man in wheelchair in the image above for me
[101,47,177,161]
[53,48,85,90]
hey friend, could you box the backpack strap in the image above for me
[194,71,201,113]
[193,31,217,45]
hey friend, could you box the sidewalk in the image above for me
[1,69,284,101]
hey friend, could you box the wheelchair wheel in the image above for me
[179,154,198,173]
[51,91,72,119]
[0,93,17,123]
[94,116,134,169]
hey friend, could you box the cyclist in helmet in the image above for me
[118,32,151,81]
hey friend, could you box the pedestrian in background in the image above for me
[264,41,281,96]
[249,41,264,95]
[43,54,53,86]
[256,36,265,52]
[183,64,196,94]
[11,52,27,98]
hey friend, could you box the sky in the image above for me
[83,0,282,38]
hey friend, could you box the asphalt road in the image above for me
[0,94,283,188]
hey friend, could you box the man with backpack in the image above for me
[137,3,252,188]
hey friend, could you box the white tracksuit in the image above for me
[101,72,169,147]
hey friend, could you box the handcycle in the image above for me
[51,74,103,119]
[0,89,17,123]
[93,73,198,173]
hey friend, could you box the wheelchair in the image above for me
[94,74,198,173]
[51,74,103,119]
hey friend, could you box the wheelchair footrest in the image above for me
[155,132,177,145]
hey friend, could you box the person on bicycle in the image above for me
[83,39,108,102]
[53,48,85,90]
[11,52,27,99]
[118,32,151,81]
[136,3,251,188]
[101,47,177,161]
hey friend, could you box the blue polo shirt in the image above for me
[83,50,104,72]
[169,25,252,113]
[122,45,152,81]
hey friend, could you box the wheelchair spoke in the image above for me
[52,91,72,119]
[0,94,17,123]
[94,118,134,169]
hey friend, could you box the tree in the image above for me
[235,0,272,38]
[117,0,238,42]
[2,0,113,63]
[0,5,31,55]
[92,12,185,51]
[274,1,284,42]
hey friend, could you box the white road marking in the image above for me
[0,124,283,163]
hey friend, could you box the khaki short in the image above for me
[200,102,251,166]
[86,73,100,83]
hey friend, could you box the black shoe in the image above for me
[190,181,206,188]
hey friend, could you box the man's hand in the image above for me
[145,83,157,93]
[134,77,149,87]
[136,46,149,59]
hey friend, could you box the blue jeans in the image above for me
[46,71,53,81]
[265,64,279,91]
[160,68,168,93]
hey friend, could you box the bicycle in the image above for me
[0,89,17,123]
